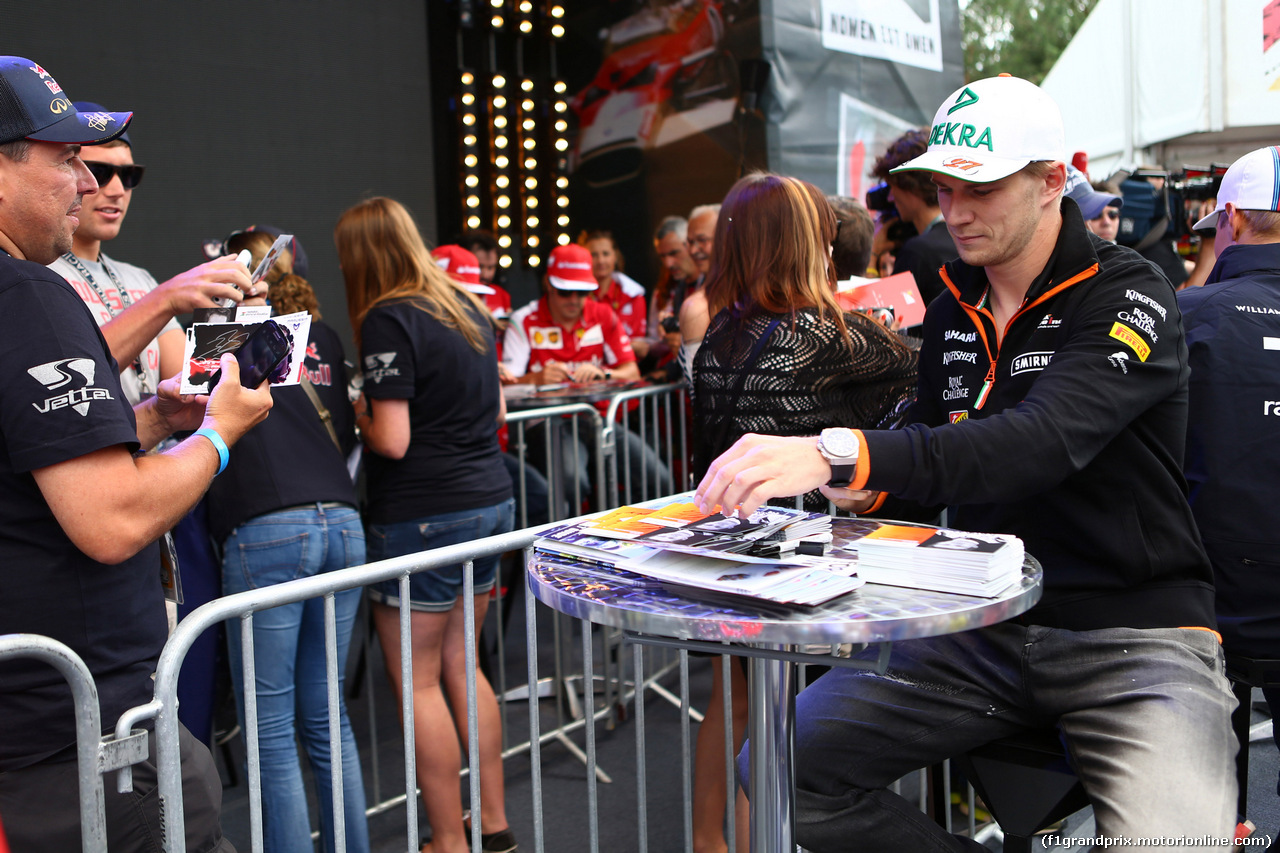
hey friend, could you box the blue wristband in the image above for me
[194,427,229,475]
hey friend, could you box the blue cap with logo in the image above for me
[0,57,132,146]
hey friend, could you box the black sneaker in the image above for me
[476,828,517,853]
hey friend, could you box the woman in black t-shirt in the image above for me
[336,197,516,853]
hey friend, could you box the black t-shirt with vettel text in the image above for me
[0,255,166,770]
[359,297,511,524]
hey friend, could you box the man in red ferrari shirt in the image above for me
[503,243,641,385]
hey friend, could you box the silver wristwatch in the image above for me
[817,428,859,488]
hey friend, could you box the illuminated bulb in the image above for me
[528,235,539,247]
[551,5,564,17]
[492,74,506,88]
[497,214,511,228]
[558,214,569,226]
[551,23,564,37]
[494,115,508,128]
[495,155,509,168]
[522,118,535,131]
[529,254,540,267]
[525,177,537,189]
[554,100,567,112]
[498,235,512,248]
[497,195,511,208]
[555,138,568,151]
[555,119,568,132]
[558,233,571,245]
[492,15,503,27]
[556,196,569,207]
[527,196,538,208]
[556,176,569,189]
[466,195,480,208]
[465,175,479,187]
[463,134,477,146]
[462,113,476,126]
[524,157,538,169]
[522,99,535,111]
[521,79,534,92]
[468,215,481,229]
[489,0,501,7]
[495,135,509,148]
[493,95,507,109]
[527,215,540,227]
[500,255,513,268]
[462,93,475,106]
[464,154,478,167]
[519,0,531,11]
[462,71,475,85]
[554,81,567,94]
[519,20,532,33]
[523,138,536,149]
[496,175,510,188]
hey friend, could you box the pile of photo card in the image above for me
[850,525,1025,597]
[532,501,863,608]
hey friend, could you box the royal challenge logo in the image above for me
[28,358,113,416]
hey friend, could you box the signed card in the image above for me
[180,310,311,394]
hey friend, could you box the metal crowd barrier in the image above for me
[0,634,149,853]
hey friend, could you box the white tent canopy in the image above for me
[1041,0,1280,179]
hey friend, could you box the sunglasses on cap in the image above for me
[85,161,145,190]
[1091,208,1119,222]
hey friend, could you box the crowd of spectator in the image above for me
[0,51,1274,853]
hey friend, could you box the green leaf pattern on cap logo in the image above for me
[947,87,979,115]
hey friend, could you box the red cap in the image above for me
[546,244,598,291]
[432,244,494,295]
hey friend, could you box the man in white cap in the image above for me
[697,74,1235,849]
[0,57,271,851]
[1180,145,1280,815]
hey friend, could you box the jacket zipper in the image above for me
[940,263,1100,411]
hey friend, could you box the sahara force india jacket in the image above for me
[859,198,1216,632]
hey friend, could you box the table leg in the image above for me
[748,646,796,853]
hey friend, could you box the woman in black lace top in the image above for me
[692,172,919,484]
[687,172,918,853]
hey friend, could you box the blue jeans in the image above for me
[366,498,515,611]
[222,503,370,853]
[740,623,1238,852]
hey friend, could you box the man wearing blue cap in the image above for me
[697,75,1235,850]
[0,57,271,851]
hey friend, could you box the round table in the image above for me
[527,521,1042,852]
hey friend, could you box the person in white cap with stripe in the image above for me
[697,74,1236,850]
[1180,146,1280,828]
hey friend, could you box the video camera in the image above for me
[865,181,899,221]
[1115,165,1230,248]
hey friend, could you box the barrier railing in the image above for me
[0,634,149,853]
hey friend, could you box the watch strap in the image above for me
[827,464,855,489]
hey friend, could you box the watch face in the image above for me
[821,428,857,458]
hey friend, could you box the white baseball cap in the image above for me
[1191,146,1280,230]
[891,74,1066,184]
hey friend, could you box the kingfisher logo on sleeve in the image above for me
[28,358,113,416]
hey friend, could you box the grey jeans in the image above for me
[739,623,1237,852]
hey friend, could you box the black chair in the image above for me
[1225,654,1280,817]
[954,728,1090,853]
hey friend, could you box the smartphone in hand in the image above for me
[208,320,293,388]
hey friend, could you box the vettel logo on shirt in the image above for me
[364,352,400,384]
[28,358,113,416]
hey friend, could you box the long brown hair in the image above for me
[703,172,848,342]
[335,197,489,352]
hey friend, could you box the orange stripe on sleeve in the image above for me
[851,429,871,490]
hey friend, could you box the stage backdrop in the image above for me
[557,0,961,290]
[6,0,438,354]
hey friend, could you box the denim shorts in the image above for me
[366,497,515,612]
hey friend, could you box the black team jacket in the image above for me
[859,198,1216,632]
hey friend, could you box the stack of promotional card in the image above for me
[533,501,862,608]
[848,524,1025,597]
